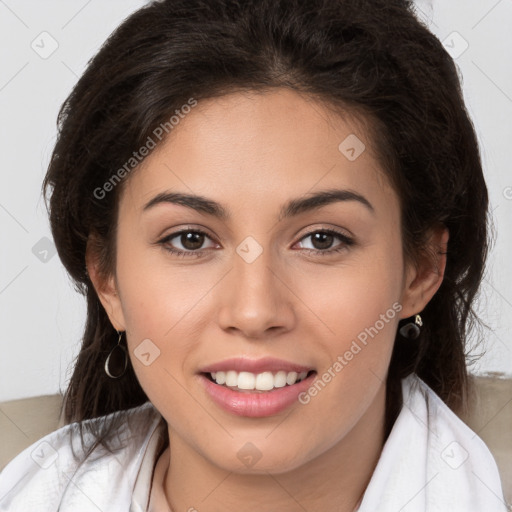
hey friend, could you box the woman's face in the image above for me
[95,88,439,474]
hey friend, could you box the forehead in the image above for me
[122,89,395,216]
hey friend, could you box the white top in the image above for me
[0,374,509,512]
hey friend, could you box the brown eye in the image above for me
[296,229,354,255]
[158,228,218,257]
[310,232,335,250]
[179,231,206,250]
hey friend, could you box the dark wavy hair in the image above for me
[43,0,489,458]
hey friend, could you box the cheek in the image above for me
[293,243,403,412]
[298,245,403,343]
[113,243,225,411]
[114,231,211,337]
[114,248,209,430]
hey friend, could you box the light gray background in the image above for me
[0,0,511,402]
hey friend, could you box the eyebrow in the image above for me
[142,188,375,220]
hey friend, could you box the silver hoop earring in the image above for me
[105,330,128,379]
[399,314,423,340]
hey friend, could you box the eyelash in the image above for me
[157,228,355,258]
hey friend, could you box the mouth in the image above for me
[197,359,317,417]
[202,369,316,393]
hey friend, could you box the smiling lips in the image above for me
[199,357,316,416]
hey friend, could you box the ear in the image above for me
[86,238,126,332]
[399,225,449,319]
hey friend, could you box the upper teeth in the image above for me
[210,370,309,391]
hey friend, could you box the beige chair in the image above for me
[1,375,511,504]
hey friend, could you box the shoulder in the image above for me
[0,401,163,512]
[358,373,508,512]
[405,374,508,509]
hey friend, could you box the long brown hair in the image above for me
[43,0,489,458]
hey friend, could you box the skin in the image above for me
[88,88,448,512]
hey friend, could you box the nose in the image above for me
[216,244,296,339]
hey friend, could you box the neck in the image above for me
[161,383,387,512]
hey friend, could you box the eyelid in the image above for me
[157,226,219,247]
[293,223,354,243]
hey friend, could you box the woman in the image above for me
[0,0,508,510]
